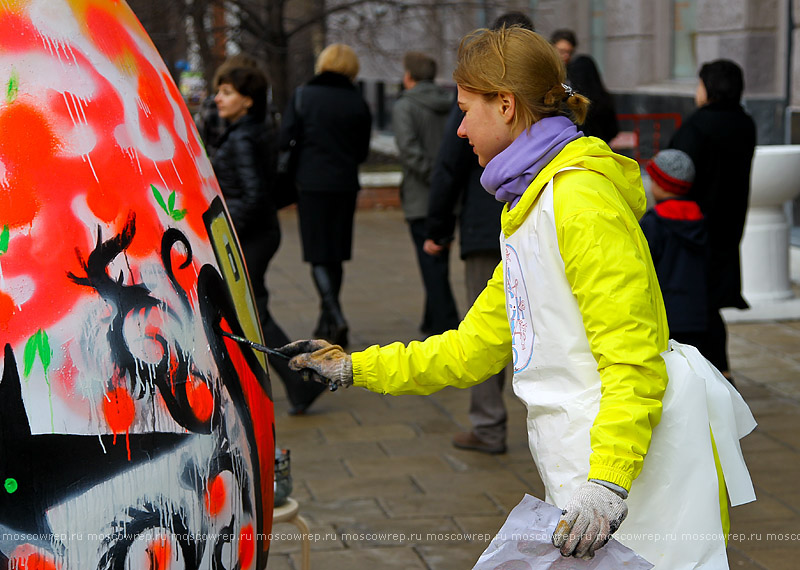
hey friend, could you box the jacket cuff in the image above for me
[589,478,629,499]
[351,350,370,389]
[587,464,633,493]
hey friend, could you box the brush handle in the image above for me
[218,330,291,360]
[219,330,338,391]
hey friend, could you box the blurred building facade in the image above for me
[329,0,796,145]
[328,0,800,226]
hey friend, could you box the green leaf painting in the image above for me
[6,70,18,104]
[23,329,52,378]
[151,184,188,221]
[0,225,8,255]
[151,184,169,214]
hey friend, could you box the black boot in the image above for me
[313,307,334,339]
[311,264,348,347]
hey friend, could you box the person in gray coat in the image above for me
[393,52,458,335]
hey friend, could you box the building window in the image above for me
[672,0,697,78]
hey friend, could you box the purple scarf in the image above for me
[481,116,582,209]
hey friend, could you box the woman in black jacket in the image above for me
[669,59,757,381]
[279,44,372,347]
[567,55,619,143]
[213,65,325,414]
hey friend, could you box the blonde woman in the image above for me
[279,27,753,567]
[279,44,372,355]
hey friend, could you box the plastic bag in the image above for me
[473,494,653,569]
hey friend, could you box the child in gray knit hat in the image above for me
[640,149,711,353]
[646,148,695,200]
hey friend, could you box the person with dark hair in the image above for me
[493,10,535,31]
[550,29,577,65]
[212,65,326,415]
[699,59,745,104]
[424,11,534,454]
[393,51,459,335]
[196,53,260,158]
[402,52,438,85]
[669,59,756,382]
[567,55,619,143]
[279,44,372,350]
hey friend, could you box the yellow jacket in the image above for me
[352,137,668,492]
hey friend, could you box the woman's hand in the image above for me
[275,340,353,390]
[551,480,628,559]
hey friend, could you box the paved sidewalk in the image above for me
[264,207,800,570]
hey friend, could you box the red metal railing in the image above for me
[612,113,683,163]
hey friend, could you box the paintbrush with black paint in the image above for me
[218,330,339,391]
[218,330,290,360]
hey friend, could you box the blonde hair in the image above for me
[315,44,360,81]
[453,27,589,132]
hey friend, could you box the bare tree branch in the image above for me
[132,0,517,112]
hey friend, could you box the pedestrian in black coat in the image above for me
[669,59,757,378]
[422,10,535,455]
[425,101,505,264]
[213,65,326,414]
[567,55,619,143]
[424,100,508,454]
[196,53,259,159]
[280,44,372,349]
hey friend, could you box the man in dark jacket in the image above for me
[422,11,534,454]
[424,101,508,454]
[393,52,458,335]
[669,59,756,380]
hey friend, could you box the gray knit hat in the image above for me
[646,149,695,195]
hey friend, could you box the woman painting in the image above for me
[278,28,754,567]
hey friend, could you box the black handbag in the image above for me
[274,87,304,209]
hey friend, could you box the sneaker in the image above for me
[452,431,506,455]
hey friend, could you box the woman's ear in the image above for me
[498,92,515,124]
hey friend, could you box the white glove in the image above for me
[276,339,353,389]
[551,480,628,559]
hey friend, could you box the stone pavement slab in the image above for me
[301,546,428,570]
[263,208,800,569]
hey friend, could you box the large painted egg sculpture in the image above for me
[0,1,274,568]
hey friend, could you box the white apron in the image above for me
[501,173,756,569]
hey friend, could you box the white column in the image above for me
[741,145,800,305]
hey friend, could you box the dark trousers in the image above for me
[673,309,729,374]
[408,218,459,334]
[465,252,507,446]
[240,226,325,409]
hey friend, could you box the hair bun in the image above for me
[544,83,572,105]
